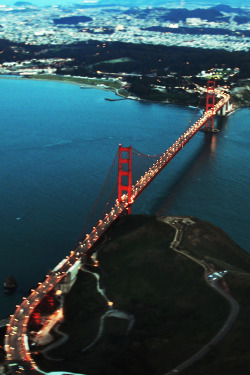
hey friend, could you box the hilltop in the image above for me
[34,215,250,375]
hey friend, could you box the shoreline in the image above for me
[0,74,247,112]
[0,73,119,91]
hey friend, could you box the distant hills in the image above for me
[14,1,34,5]
[53,15,93,25]
[9,1,250,13]
[119,5,248,24]
[9,1,249,9]
[94,0,249,7]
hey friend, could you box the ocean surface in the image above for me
[0,77,249,318]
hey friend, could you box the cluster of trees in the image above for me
[55,41,250,79]
[128,78,201,105]
[0,38,249,79]
[0,38,249,104]
[53,16,92,25]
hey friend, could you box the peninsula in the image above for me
[24,215,250,375]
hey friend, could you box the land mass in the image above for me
[0,3,249,108]
[0,38,249,108]
[31,215,250,375]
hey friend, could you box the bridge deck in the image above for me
[5,91,230,374]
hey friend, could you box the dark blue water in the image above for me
[0,78,249,317]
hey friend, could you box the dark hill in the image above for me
[35,215,250,375]
[161,8,224,22]
[234,15,250,24]
[213,4,248,15]
[53,16,92,25]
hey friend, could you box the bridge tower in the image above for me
[203,80,216,131]
[118,145,132,214]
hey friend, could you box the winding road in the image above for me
[162,216,240,375]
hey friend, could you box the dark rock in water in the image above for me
[4,275,17,294]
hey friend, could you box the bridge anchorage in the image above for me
[201,80,232,133]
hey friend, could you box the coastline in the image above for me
[0,73,120,92]
[0,74,247,112]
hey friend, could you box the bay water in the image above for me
[0,77,249,317]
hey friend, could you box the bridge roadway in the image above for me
[5,91,230,374]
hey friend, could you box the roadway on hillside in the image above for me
[162,216,239,375]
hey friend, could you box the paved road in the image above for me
[163,217,240,375]
[5,200,129,374]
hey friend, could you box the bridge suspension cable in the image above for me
[78,147,166,235]
[132,147,164,159]
[5,86,230,375]
[75,148,119,244]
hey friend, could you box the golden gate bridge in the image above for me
[5,80,231,374]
